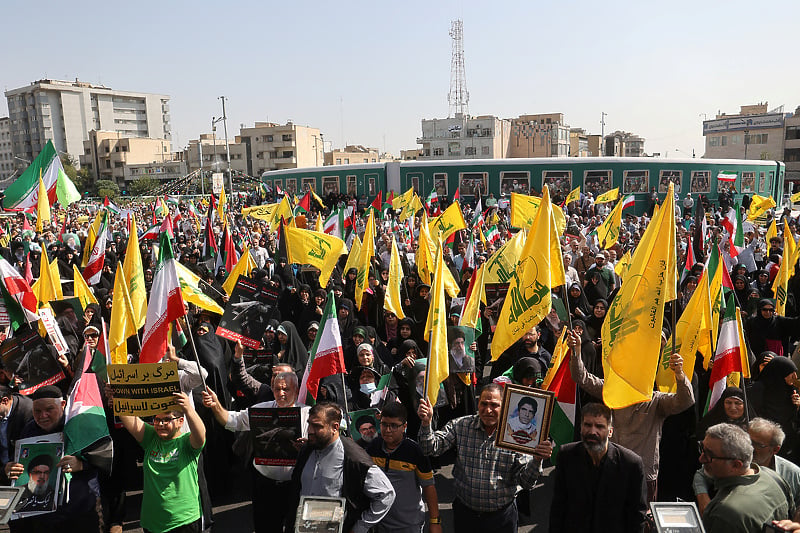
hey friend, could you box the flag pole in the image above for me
[561,284,574,331]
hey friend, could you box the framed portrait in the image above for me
[12,433,64,519]
[496,384,555,454]
[447,326,475,374]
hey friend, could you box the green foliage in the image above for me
[95,180,120,199]
[61,154,95,195]
[127,176,161,196]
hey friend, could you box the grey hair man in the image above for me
[749,418,800,519]
[700,423,791,533]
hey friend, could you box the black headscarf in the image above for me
[696,387,754,439]
[337,298,359,339]
[511,357,545,386]
[191,322,231,408]
[566,282,591,318]
[750,356,799,450]
[276,321,308,375]
[585,299,608,341]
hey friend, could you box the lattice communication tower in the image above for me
[448,19,469,117]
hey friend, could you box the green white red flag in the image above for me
[2,140,80,211]
[298,291,346,405]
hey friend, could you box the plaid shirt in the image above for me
[418,415,542,512]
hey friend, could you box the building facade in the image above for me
[0,117,13,182]
[184,134,248,175]
[416,114,511,160]
[569,128,603,157]
[508,113,570,158]
[236,122,323,176]
[702,104,786,160]
[604,131,646,157]
[324,145,396,165]
[78,131,173,185]
[5,79,170,170]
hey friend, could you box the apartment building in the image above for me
[184,133,247,175]
[417,113,511,159]
[0,117,13,181]
[702,103,785,160]
[237,121,323,175]
[79,130,173,185]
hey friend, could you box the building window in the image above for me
[741,172,755,193]
[266,135,273,142]
[433,148,444,156]
[465,146,476,155]
[709,136,721,147]
[282,151,293,158]
[344,158,350,164]
[786,126,800,141]
[481,146,490,155]
[745,133,768,145]
[335,158,342,165]
[282,134,292,142]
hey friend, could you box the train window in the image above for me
[301,178,315,193]
[584,170,613,197]
[433,173,448,197]
[322,176,340,195]
[459,172,487,197]
[741,172,755,193]
[623,170,649,194]
[285,179,298,196]
[274,179,283,191]
[542,171,572,201]
[758,172,767,192]
[658,170,682,193]
[500,172,530,195]
[369,178,376,196]
[347,176,357,195]
[690,172,710,193]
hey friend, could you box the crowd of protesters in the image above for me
[0,181,798,533]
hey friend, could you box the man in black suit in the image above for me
[0,384,33,480]
[549,402,648,533]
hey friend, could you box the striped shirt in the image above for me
[418,415,542,512]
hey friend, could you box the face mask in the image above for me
[360,383,377,395]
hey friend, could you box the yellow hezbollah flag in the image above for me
[73,264,98,308]
[49,258,63,299]
[271,196,294,230]
[791,191,800,204]
[284,227,346,289]
[493,186,565,358]
[564,186,581,206]
[343,235,362,277]
[400,193,424,222]
[109,267,137,365]
[384,236,406,319]
[392,188,415,211]
[602,183,677,408]
[595,199,624,249]
[424,242,449,407]
[33,247,56,308]
[776,220,797,316]
[766,218,778,245]
[509,192,567,235]
[614,250,632,282]
[123,216,147,329]
[36,172,50,233]
[242,204,277,221]
[314,214,323,233]
[416,213,436,286]
[542,326,569,390]
[81,209,105,268]
[594,188,620,204]
[354,210,375,310]
[430,202,466,244]
[655,271,711,392]
[223,245,258,296]
[175,262,224,315]
[217,187,227,222]
[459,262,486,330]
[748,194,775,221]
[484,230,526,285]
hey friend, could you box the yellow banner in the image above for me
[355,211,375,310]
[509,192,566,235]
[108,362,181,417]
[430,202,466,244]
[594,188,620,204]
[285,227,346,288]
[123,216,147,329]
[384,236,406,319]
[424,243,449,408]
[564,186,581,206]
[596,199,624,249]
[484,230,526,284]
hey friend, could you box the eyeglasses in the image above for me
[153,416,181,425]
[380,422,406,431]
[697,441,738,462]
[761,308,775,313]
[84,333,99,339]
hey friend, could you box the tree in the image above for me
[96,180,120,200]
[60,154,95,196]
[127,176,161,196]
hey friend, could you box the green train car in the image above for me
[262,157,785,214]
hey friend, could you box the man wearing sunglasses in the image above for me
[120,392,205,533]
[700,422,791,532]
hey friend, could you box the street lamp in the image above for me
[743,129,750,160]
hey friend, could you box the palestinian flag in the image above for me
[64,344,111,466]
[201,199,218,261]
[140,217,186,364]
[297,291,346,405]
[453,188,460,203]
[103,197,120,216]
[681,239,696,284]
[384,191,394,212]
[370,191,383,218]
[165,195,180,206]
[215,223,238,275]
[3,140,81,210]
[296,191,312,214]
[541,329,576,464]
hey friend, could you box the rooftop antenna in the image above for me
[447,20,469,118]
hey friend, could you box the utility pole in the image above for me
[219,96,232,203]
[600,112,607,156]
[197,140,205,195]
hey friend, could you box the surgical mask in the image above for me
[360,383,377,395]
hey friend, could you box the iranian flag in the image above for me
[140,224,160,241]
[425,190,438,214]
[140,218,186,364]
[472,197,484,228]
[3,140,81,211]
[64,345,110,458]
[83,211,109,285]
[485,225,500,244]
[707,293,749,410]
[621,195,635,211]
[717,171,737,182]
[324,208,345,239]
[542,328,576,463]
[298,291,346,405]
[0,257,39,322]
[722,204,744,257]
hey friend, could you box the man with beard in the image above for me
[490,325,551,379]
[289,402,395,533]
[354,415,378,449]
[448,329,474,373]
[549,402,647,533]
[16,454,55,513]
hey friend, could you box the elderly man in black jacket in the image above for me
[0,385,33,482]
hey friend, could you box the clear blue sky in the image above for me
[2,0,798,159]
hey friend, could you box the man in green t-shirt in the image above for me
[120,392,206,533]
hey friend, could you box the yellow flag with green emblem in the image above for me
[564,186,581,206]
[343,235,362,278]
[602,183,677,408]
[492,186,565,358]
[595,200,624,249]
[354,211,375,310]
[430,202,466,244]
[284,227,346,289]
[123,215,147,329]
[594,188,619,204]
[73,264,98,308]
[509,192,566,235]
[765,218,778,245]
[392,188,415,211]
[775,220,797,316]
[459,262,486,330]
[36,172,50,233]
[384,236,406,319]
[174,262,224,314]
[222,245,258,296]
[748,194,775,221]
[109,267,137,365]
[416,213,435,286]
[424,242,450,408]
[484,230,526,285]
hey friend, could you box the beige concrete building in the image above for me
[603,131,646,157]
[0,117,13,181]
[569,128,603,157]
[417,114,511,159]
[323,145,396,165]
[79,130,173,185]
[703,103,786,160]
[400,149,422,160]
[184,133,247,175]
[5,79,170,170]
[782,106,800,187]
[508,113,570,158]
[238,122,323,176]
